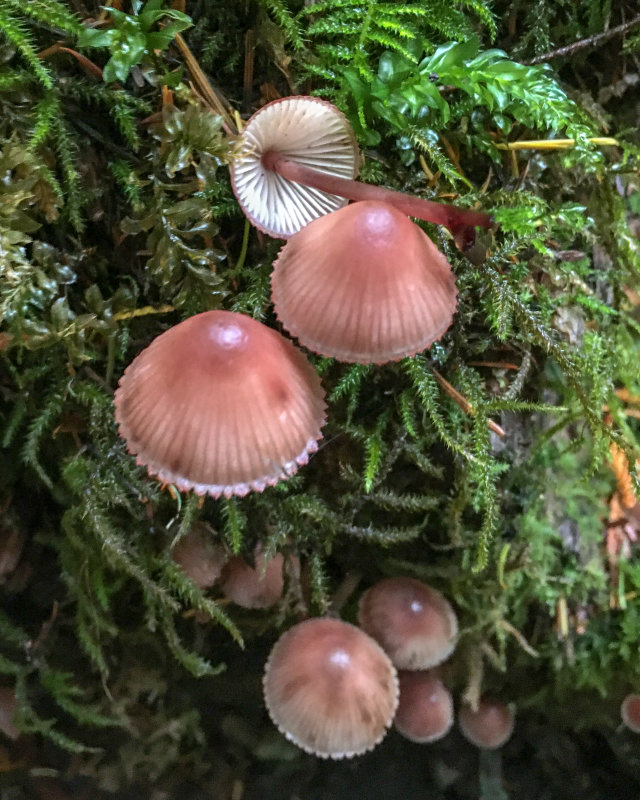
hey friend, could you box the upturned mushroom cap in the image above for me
[230,96,359,239]
[271,201,457,364]
[358,577,458,669]
[394,670,454,743]
[621,693,640,733]
[114,311,326,498]
[263,617,399,759]
[221,547,286,609]
[458,700,515,749]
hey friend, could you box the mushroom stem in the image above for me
[262,151,493,234]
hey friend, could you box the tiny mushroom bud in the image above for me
[221,546,288,609]
[271,201,457,363]
[621,693,640,733]
[231,96,492,246]
[263,617,399,759]
[358,577,458,670]
[114,311,326,498]
[394,670,454,743]
[171,522,227,590]
[458,699,515,749]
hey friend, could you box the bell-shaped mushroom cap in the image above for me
[263,617,399,759]
[358,577,458,670]
[230,96,359,239]
[621,693,640,733]
[171,522,227,590]
[114,311,326,498]
[271,201,457,364]
[458,700,515,749]
[394,670,454,744]
[221,546,286,609]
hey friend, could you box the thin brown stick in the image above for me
[526,14,640,65]
[243,30,255,115]
[431,368,506,437]
[173,33,237,135]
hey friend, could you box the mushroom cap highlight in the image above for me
[394,670,454,743]
[458,700,515,749]
[358,577,458,670]
[271,201,457,364]
[621,693,640,733]
[230,96,359,239]
[263,617,399,759]
[114,311,327,498]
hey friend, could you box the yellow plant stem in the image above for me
[495,137,618,151]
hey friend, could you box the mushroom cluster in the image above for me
[261,576,474,757]
[116,96,491,497]
[113,97,500,761]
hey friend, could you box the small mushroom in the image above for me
[221,546,288,609]
[114,310,327,498]
[621,693,640,733]
[263,617,399,758]
[394,670,454,743]
[458,699,515,749]
[358,577,458,670]
[271,200,457,363]
[231,96,491,245]
[171,522,227,590]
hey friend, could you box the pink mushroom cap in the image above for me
[171,522,227,590]
[271,201,457,364]
[458,699,515,749]
[221,546,287,609]
[358,577,458,669]
[621,693,640,733]
[263,617,399,759]
[394,670,454,743]
[114,311,327,498]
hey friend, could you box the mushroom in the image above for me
[458,699,515,749]
[230,95,491,247]
[263,617,399,758]
[271,200,457,363]
[621,693,640,733]
[394,670,454,743]
[114,310,327,498]
[221,545,290,609]
[171,522,227,590]
[358,577,458,670]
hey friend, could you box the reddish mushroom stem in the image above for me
[262,151,493,235]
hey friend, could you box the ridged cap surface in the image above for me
[263,618,399,758]
[271,201,457,363]
[114,311,327,497]
[230,96,359,239]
